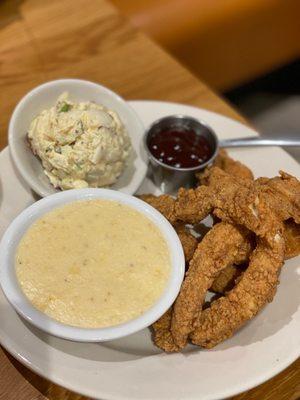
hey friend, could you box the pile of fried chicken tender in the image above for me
[140,150,300,352]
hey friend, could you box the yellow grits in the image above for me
[15,200,170,328]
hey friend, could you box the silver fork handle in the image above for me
[220,136,300,148]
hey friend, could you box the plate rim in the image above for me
[0,99,299,400]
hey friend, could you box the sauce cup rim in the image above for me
[144,114,219,172]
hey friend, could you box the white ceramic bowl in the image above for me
[0,188,185,342]
[8,79,148,197]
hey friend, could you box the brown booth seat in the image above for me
[111,0,300,91]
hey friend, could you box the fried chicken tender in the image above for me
[142,169,270,240]
[138,194,176,223]
[175,185,212,224]
[189,171,300,348]
[191,234,285,348]
[209,264,244,294]
[151,308,175,352]
[204,161,300,295]
[140,166,300,351]
[150,225,197,351]
[208,168,283,241]
[177,168,281,244]
[197,149,254,185]
[170,223,253,350]
[209,171,300,293]
[215,149,254,180]
[210,219,300,295]
[255,172,300,224]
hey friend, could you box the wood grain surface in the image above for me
[0,1,298,399]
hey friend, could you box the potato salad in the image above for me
[28,93,132,189]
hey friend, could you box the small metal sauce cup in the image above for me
[144,115,219,194]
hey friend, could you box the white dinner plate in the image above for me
[0,100,299,400]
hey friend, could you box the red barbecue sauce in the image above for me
[148,129,212,168]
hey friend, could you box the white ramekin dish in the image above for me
[8,79,147,197]
[0,188,185,342]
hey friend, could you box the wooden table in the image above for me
[0,1,299,399]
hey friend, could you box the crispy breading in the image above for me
[170,223,253,350]
[197,149,254,185]
[151,308,178,352]
[215,149,254,180]
[141,168,282,243]
[140,166,300,352]
[210,220,300,296]
[210,264,244,294]
[138,194,177,224]
[255,172,300,224]
[191,234,285,348]
[207,168,282,242]
[141,168,300,244]
[175,185,212,224]
[178,168,281,243]
[189,170,298,348]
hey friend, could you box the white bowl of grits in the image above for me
[0,189,185,342]
[9,79,147,197]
